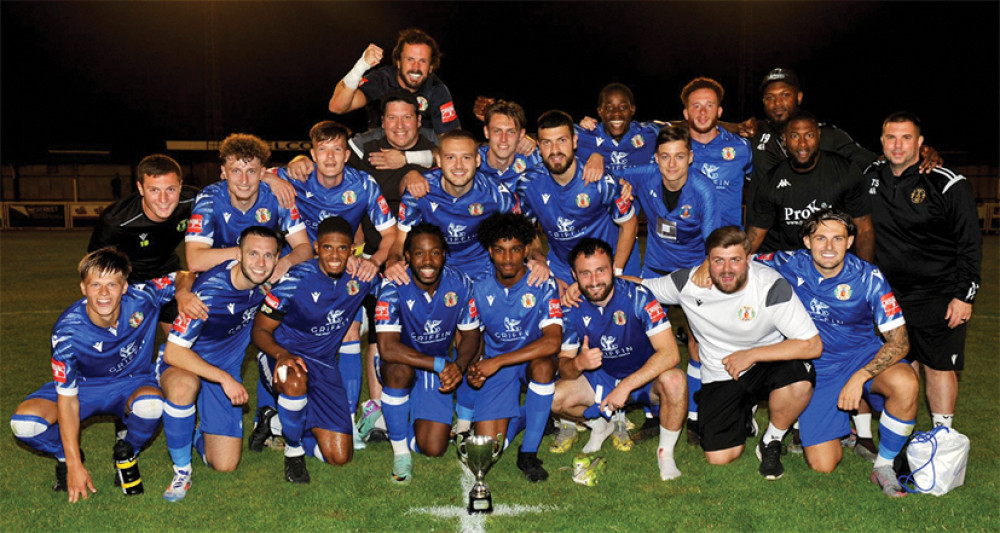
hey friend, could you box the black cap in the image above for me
[760,68,801,92]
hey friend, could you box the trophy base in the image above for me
[468,493,493,514]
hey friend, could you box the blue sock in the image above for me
[507,406,527,445]
[687,359,701,420]
[338,341,362,415]
[583,404,604,420]
[302,432,324,462]
[407,425,422,455]
[381,387,411,444]
[277,393,307,451]
[521,381,554,453]
[124,394,163,452]
[876,410,915,465]
[10,414,64,459]
[163,400,195,468]
[193,426,206,464]
[456,380,477,423]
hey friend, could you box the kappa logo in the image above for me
[227,302,236,314]
[305,192,314,198]
[757,133,771,150]
[803,362,812,372]
[311,291,321,303]
[486,295,495,306]
[951,354,958,365]
[542,194,551,205]
[447,222,467,238]
[406,299,415,311]
[424,320,443,334]
[93,341,104,352]
[596,137,605,147]
[583,316,592,327]
[797,277,806,286]
[777,179,792,189]
[503,317,521,332]
[600,335,618,351]
[696,299,703,306]
[223,212,232,223]
[430,202,439,212]
[872,268,884,281]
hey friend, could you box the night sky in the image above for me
[2,1,998,166]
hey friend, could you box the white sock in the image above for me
[688,412,698,422]
[854,413,873,439]
[658,426,681,455]
[762,422,786,444]
[931,413,954,428]
[284,445,305,458]
[657,427,682,481]
[390,439,408,456]
[454,419,472,434]
[583,418,613,453]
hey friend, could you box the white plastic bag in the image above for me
[904,426,970,496]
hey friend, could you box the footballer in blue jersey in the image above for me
[395,135,521,280]
[575,83,660,172]
[185,133,311,282]
[616,126,721,276]
[375,223,482,484]
[11,249,175,501]
[157,226,279,501]
[467,213,562,482]
[251,217,379,484]
[479,100,544,190]
[519,110,640,288]
[553,239,687,480]
[753,209,916,496]
[681,78,754,228]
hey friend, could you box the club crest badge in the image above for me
[613,310,627,326]
[576,193,590,208]
[342,190,357,205]
[722,146,736,161]
[469,203,484,216]
[416,95,429,112]
[630,134,645,148]
[835,284,852,301]
[910,187,927,204]
[255,208,271,223]
[513,158,526,174]
[128,312,144,328]
[346,280,360,296]
[444,291,458,307]
[739,306,757,321]
[521,293,536,308]
[679,205,693,219]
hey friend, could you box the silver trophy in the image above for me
[456,433,503,514]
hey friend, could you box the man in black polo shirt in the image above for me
[746,111,874,261]
[328,28,460,137]
[868,112,981,430]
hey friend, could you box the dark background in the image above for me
[2,1,998,165]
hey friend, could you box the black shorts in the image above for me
[899,297,966,371]
[159,299,180,325]
[697,360,815,452]
[363,294,377,344]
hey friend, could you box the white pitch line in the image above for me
[408,461,555,533]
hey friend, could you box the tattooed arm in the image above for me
[837,325,910,411]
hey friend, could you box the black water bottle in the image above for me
[113,440,144,495]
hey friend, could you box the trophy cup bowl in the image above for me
[456,433,503,514]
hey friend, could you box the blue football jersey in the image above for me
[374,266,479,359]
[167,262,268,375]
[691,127,753,227]
[518,160,636,282]
[473,270,563,359]
[398,169,520,278]
[259,259,377,371]
[186,180,305,248]
[616,165,721,274]
[754,250,905,376]
[50,275,177,395]
[275,166,395,243]
[561,278,671,379]
[477,144,543,190]
[575,121,661,171]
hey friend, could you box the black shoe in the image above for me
[686,418,701,446]
[113,417,128,441]
[757,439,785,480]
[630,417,660,443]
[516,448,548,482]
[248,406,278,453]
[542,414,558,436]
[674,326,689,346]
[53,450,85,492]
[284,455,311,484]
[364,428,389,443]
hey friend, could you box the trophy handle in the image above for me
[492,434,504,460]
[456,433,467,459]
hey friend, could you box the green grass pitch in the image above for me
[1,231,997,532]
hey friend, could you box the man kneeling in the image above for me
[554,238,687,480]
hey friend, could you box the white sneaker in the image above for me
[163,466,192,502]
[582,418,614,454]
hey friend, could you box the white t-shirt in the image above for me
[643,262,818,384]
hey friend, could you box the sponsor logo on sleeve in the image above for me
[548,299,563,318]
[375,301,390,321]
[644,301,666,322]
[880,293,901,316]
[468,298,479,318]
[172,314,192,335]
[377,195,390,215]
[615,196,631,214]
[51,359,67,383]
[440,101,457,123]
[187,214,203,233]
[289,206,301,220]
[265,293,280,309]
[151,276,172,289]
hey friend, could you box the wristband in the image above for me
[433,357,447,373]
[343,56,372,89]
[614,267,623,276]
[404,150,434,167]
